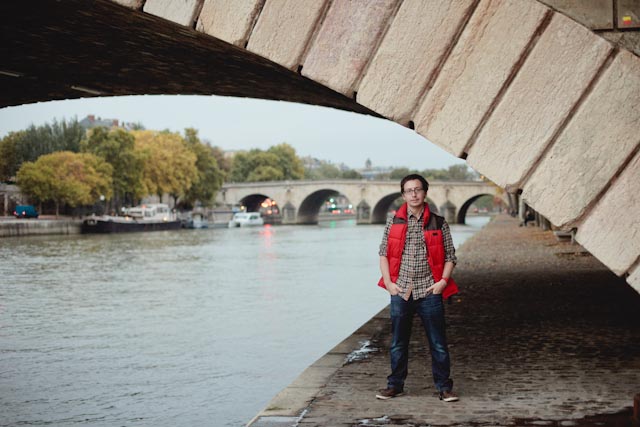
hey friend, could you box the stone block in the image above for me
[110,0,144,10]
[575,150,640,275]
[522,50,640,227]
[196,0,262,47]
[414,0,548,156]
[143,0,202,27]
[540,0,614,29]
[617,0,640,29]
[247,0,327,70]
[467,13,612,188]
[357,0,475,123]
[628,265,640,294]
[301,0,398,97]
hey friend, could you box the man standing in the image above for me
[376,174,459,402]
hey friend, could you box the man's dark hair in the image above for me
[400,174,429,193]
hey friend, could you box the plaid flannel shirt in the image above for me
[379,209,457,300]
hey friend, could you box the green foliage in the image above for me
[182,128,224,208]
[132,130,198,202]
[303,158,362,180]
[210,145,231,178]
[267,143,304,180]
[389,167,420,180]
[305,162,342,180]
[16,151,112,215]
[229,143,304,182]
[81,127,145,208]
[0,131,23,181]
[340,169,362,179]
[0,119,85,182]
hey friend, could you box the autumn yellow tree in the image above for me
[132,130,198,203]
[81,127,145,210]
[16,151,113,216]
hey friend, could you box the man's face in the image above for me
[402,179,426,210]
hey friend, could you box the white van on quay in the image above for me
[227,212,264,228]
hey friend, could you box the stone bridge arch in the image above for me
[457,193,507,225]
[238,193,271,212]
[297,188,355,225]
[2,0,638,288]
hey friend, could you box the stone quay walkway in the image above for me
[249,215,640,427]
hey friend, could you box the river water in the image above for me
[0,216,490,426]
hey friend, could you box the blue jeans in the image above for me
[387,293,453,393]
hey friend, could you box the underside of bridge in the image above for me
[0,1,376,116]
[2,0,639,290]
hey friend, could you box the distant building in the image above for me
[79,115,141,131]
[356,159,393,180]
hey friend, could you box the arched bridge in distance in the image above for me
[1,0,638,289]
[218,180,506,225]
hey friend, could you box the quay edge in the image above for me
[0,218,82,238]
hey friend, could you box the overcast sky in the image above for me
[0,95,465,170]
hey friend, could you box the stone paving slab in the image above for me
[250,215,640,426]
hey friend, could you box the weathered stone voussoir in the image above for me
[522,50,640,228]
[196,0,263,47]
[415,0,548,157]
[247,0,327,71]
[467,12,612,189]
[356,0,475,125]
[301,0,398,97]
[575,150,640,276]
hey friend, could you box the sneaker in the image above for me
[375,387,403,400]
[439,390,459,402]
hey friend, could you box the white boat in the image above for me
[228,212,264,228]
[82,203,181,233]
[182,211,209,229]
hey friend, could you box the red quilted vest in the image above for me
[378,203,459,299]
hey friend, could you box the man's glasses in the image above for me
[403,188,424,195]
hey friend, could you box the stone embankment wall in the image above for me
[0,220,82,238]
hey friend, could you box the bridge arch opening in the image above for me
[371,193,439,224]
[297,189,355,225]
[457,194,506,225]
[237,193,281,224]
